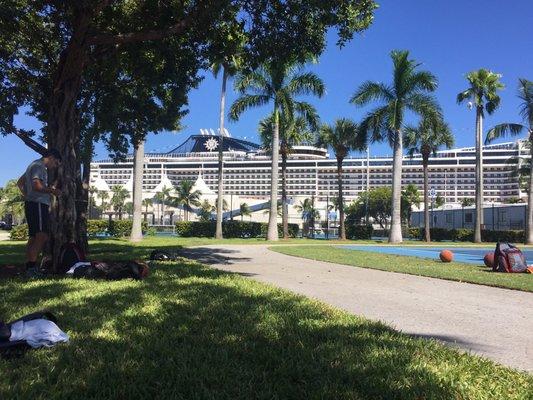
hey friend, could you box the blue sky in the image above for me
[1,0,532,186]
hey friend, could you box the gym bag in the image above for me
[493,242,528,273]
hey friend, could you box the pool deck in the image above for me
[180,244,533,372]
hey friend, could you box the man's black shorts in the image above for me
[24,201,50,237]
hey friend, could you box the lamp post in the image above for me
[325,185,330,240]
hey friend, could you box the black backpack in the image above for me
[0,311,57,358]
[59,243,86,274]
[150,249,180,261]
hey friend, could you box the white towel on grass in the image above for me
[9,319,69,348]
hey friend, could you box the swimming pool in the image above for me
[341,245,533,265]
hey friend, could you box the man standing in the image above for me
[17,149,62,276]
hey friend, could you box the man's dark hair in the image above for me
[44,148,62,162]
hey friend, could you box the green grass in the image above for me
[270,245,533,292]
[1,258,531,399]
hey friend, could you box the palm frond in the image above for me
[406,70,438,93]
[517,78,533,126]
[228,94,270,121]
[350,81,394,105]
[359,105,390,144]
[233,69,270,94]
[287,72,326,98]
[406,92,442,120]
[485,123,526,143]
[456,88,473,105]
[294,101,320,131]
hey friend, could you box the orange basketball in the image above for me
[439,249,453,263]
[483,252,495,268]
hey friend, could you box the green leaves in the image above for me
[457,69,504,116]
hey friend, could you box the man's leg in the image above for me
[27,232,48,264]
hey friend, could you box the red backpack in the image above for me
[493,242,528,273]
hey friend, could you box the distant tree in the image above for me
[352,50,441,243]
[198,200,214,222]
[111,185,129,220]
[461,198,475,208]
[88,186,99,219]
[230,62,325,240]
[457,68,504,242]
[434,195,445,209]
[124,202,134,217]
[142,198,153,222]
[0,180,25,224]
[317,119,363,240]
[486,79,532,242]
[405,116,454,241]
[173,180,201,222]
[401,184,421,225]
[239,203,252,221]
[97,191,110,215]
[295,198,320,237]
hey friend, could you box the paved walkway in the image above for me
[180,244,533,372]
[0,231,10,241]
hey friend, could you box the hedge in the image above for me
[87,220,109,237]
[408,227,525,243]
[9,224,28,240]
[346,224,373,240]
[175,221,299,238]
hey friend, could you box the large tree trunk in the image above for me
[389,130,403,243]
[48,22,91,271]
[336,157,346,240]
[130,140,145,242]
[423,156,430,242]
[215,67,227,239]
[474,108,483,243]
[75,153,90,255]
[281,149,289,239]
[267,107,280,241]
[527,133,533,244]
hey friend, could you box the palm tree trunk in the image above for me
[336,157,346,240]
[267,107,280,241]
[423,156,430,242]
[281,149,289,239]
[389,130,403,243]
[215,67,228,239]
[527,133,533,244]
[474,108,483,243]
[130,140,144,242]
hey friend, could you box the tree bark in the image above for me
[215,67,227,239]
[336,157,346,240]
[527,133,533,244]
[281,148,289,239]
[423,156,430,242]
[267,107,280,241]
[130,140,144,242]
[474,107,483,243]
[48,17,92,271]
[389,130,403,243]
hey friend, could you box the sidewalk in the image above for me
[180,244,533,372]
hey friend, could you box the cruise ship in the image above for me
[90,130,525,221]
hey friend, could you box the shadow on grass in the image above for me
[0,262,474,400]
[176,247,252,265]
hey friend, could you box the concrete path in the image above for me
[180,245,533,372]
[0,231,10,241]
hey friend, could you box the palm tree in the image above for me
[239,203,252,221]
[88,185,98,219]
[173,180,201,221]
[153,192,164,223]
[351,50,441,243]
[317,119,363,240]
[457,68,504,242]
[142,198,153,222]
[259,112,318,238]
[486,79,532,242]
[159,186,173,225]
[198,200,214,222]
[405,117,454,241]
[295,198,320,237]
[229,61,325,241]
[97,191,110,215]
[130,140,145,242]
[111,185,129,220]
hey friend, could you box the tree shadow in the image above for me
[0,262,499,399]
[176,247,252,265]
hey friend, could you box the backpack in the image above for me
[150,249,180,261]
[493,242,528,273]
[72,261,149,280]
[0,312,57,358]
[59,243,86,274]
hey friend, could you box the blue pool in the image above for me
[341,245,533,265]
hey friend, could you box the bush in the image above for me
[408,227,422,239]
[176,221,299,238]
[415,227,524,243]
[107,220,148,238]
[453,228,474,242]
[346,224,373,240]
[481,229,524,243]
[10,224,28,241]
[87,220,109,237]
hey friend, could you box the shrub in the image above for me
[87,220,109,237]
[10,224,28,241]
[453,228,474,242]
[408,227,422,239]
[176,221,299,238]
[107,220,148,238]
[346,224,373,240]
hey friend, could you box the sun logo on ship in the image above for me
[204,137,219,151]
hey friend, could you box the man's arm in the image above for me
[17,175,26,197]
[32,179,61,196]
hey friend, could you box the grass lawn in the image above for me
[270,245,533,292]
[1,256,532,399]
